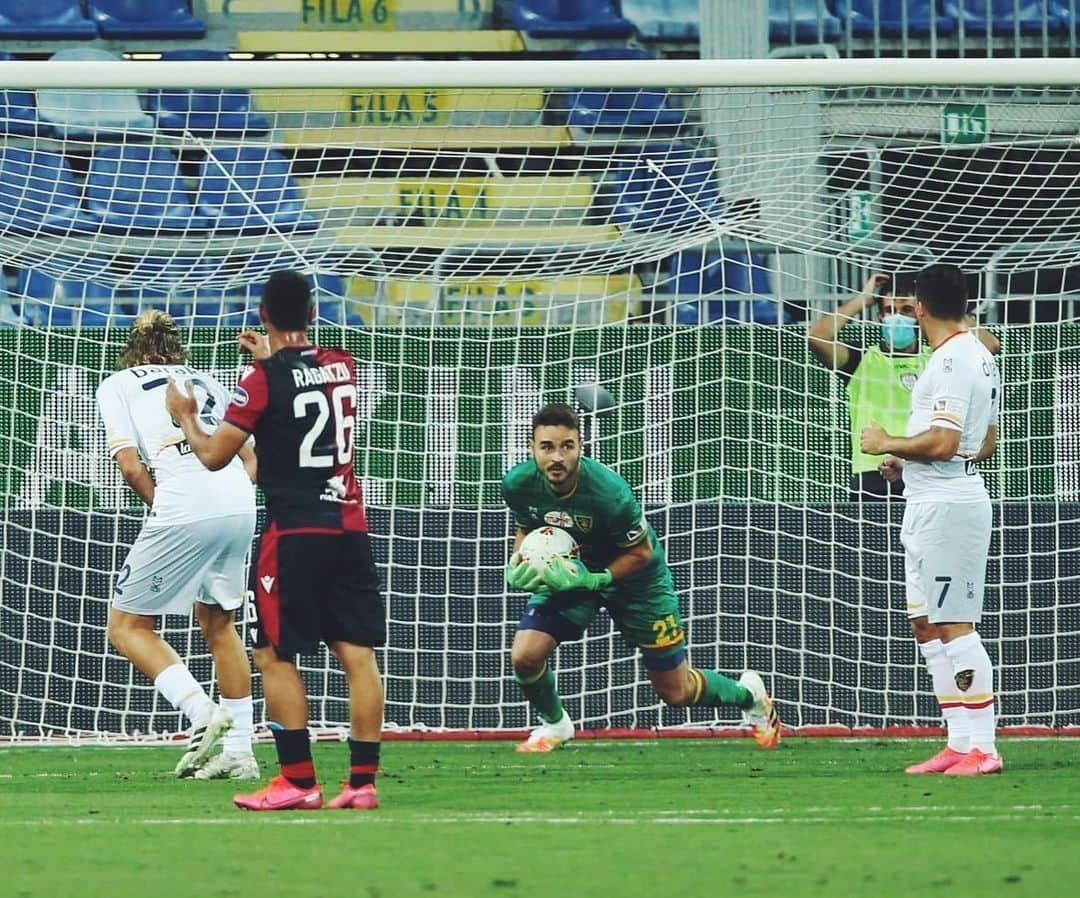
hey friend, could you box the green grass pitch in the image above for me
[2,738,1078,898]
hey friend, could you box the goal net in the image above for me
[1,59,1077,741]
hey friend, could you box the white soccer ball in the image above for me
[518,526,579,574]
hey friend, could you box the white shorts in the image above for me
[111,513,256,616]
[901,500,992,624]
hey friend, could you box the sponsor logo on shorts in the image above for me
[150,574,163,594]
[544,511,573,527]
[955,669,975,692]
[231,386,249,407]
[260,575,275,593]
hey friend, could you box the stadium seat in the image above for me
[0,0,97,40]
[16,270,129,328]
[941,0,1068,35]
[310,274,364,326]
[770,0,842,41]
[620,0,700,40]
[511,0,634,38]
[196,147,317,233]
[0,53,44,138]
[0,147,98,236]
[830,1,956,36]
[85,145,206,233]
[148,50,270,137]
[611,144,722,232]
[86,0,205,40]
[37,49,155,140]
[559,48,686,135]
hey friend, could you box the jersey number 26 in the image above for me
[293,384,356,469]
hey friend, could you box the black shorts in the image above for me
[252,523,386,657]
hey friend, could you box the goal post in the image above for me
[0,58,1078,742]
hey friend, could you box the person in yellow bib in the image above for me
[808,271,1000,501]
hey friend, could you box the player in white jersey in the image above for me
[860,264,1002,776]
[96,311,260,780]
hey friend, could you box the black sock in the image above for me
[349,739,380,789]
[272,727,317,788]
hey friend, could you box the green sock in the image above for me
[515,663,565,724]
[692,669,753,709]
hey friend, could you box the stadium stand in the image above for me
[0,55,40,137]
[0,147,98,236]
[196,146,317,233]
[15,269,131,328]
[941,0,1070,34]
[0,1,98,41]
[831,1,957,37]
[620,0,700,41]
[770,0,842,42]
[233,29,524,54]
[205,0,493,31]
[86,1,205,40]
[36,49,155,140]
[557,48,687,137]
[610,143,722,231]
[511,0,634,38]
[85,145,207,234]
[148,50,271,137]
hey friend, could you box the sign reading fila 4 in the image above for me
[518,526,578,577]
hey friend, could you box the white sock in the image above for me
[154,663,214,728]
[944,631,996,755]
[221,696,254,755]
[919,639,971,753]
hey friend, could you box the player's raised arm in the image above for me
[165,378,249,471]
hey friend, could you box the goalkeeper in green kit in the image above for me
[502,403,780,752]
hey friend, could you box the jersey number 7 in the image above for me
[294,384,356,469]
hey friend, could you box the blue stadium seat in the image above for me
[560,48,686,134]
[512,0,634,38]
[310,273,364,326]
[942,0,1068,34]
[830,1,956,36]
[0,53,44,137]
[37,49,155,140]
[770,0,842,41]
[620,0,700,40]
[611,144,722,232]
[85,145,206,233]
[665,249,786,324]
[196,147,317,233]
[86,0,205,40]
[148,50,270,137]
[191,295,247,327]
[0,147,98,236]
[16,270,130,328]
[0,0,97,40]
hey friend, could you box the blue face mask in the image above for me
[881,313,918,350]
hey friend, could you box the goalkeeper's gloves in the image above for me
[506,553,548,594]
[542,557,614,593]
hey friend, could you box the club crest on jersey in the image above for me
[900,373,918,391]
[942,358,953,373]
[544,511,573,528]
[955,669,975,692]
[231,386,249,407]
[573,514,593,533]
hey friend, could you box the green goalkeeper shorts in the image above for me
[520,574,687,671]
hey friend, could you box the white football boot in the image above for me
[738,670,781,749]
[515,711,575,753]
[193,752,261,781]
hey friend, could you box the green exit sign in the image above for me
[942,103,988,145]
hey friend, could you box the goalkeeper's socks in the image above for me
[154,662,214,726]
[515,662,565,724]
[270,725,317,788]
[691,668,754,709]
[920,638,972,753]
[220,695,254,755]
[944,632,996,755]
[348,738,380,788]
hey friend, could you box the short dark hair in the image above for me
[261,270,311,331]
[915,264,968,320]
[531,403,580,436]
[883,272,917,299]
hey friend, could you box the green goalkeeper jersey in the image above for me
[501,456,668,590]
